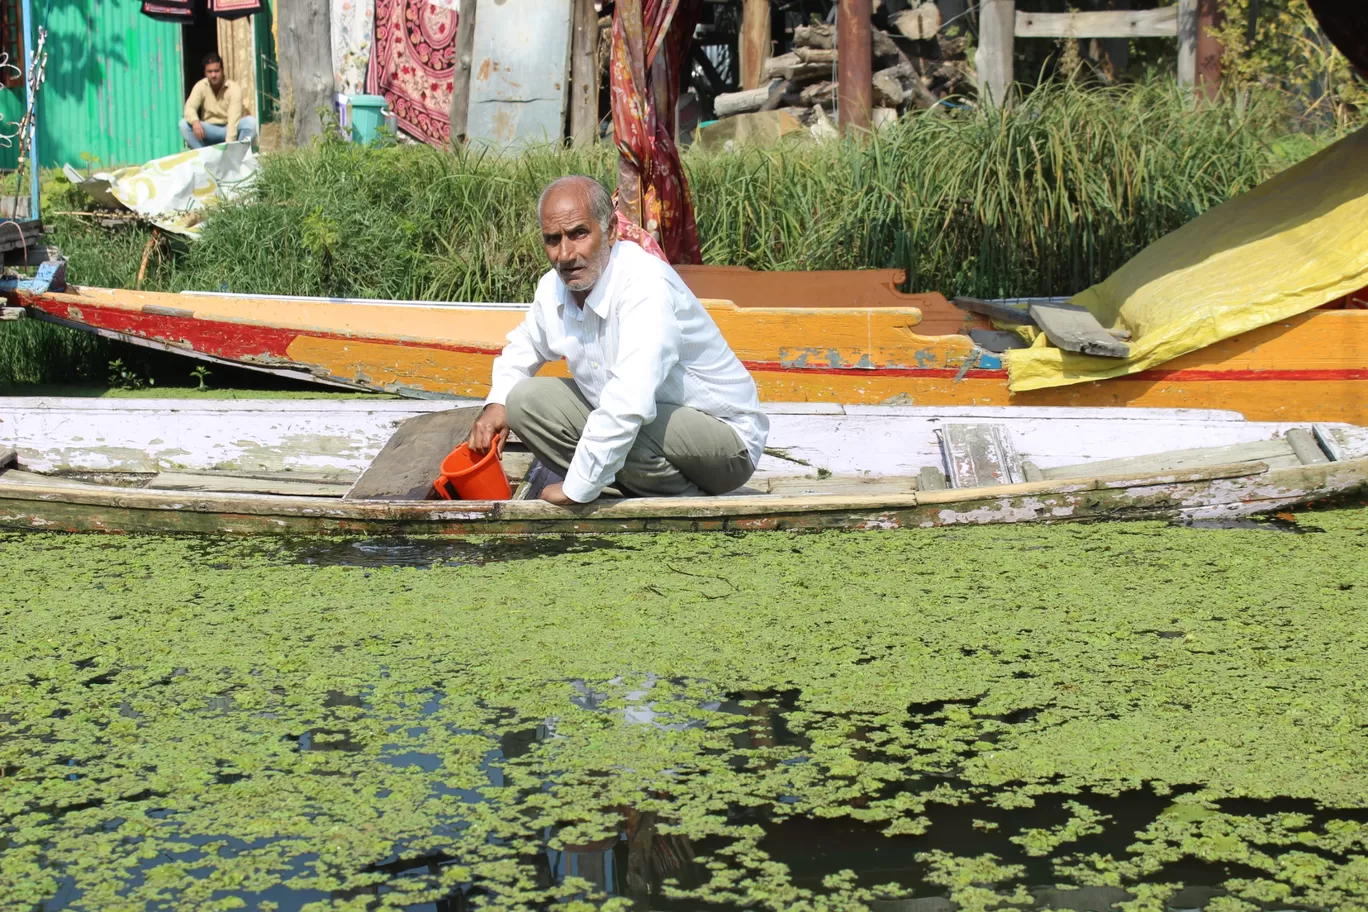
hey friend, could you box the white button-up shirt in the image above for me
[486,240,769,502]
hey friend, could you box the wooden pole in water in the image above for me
[837,0,872,133]
[739,0,772,91]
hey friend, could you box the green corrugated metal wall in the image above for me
[0,0,185,169]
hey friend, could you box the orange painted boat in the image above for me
[8,265,1368,425]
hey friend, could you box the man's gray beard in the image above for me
[562,244,613,293]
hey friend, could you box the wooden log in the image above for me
[569,0,600,147]
[872,68,904,106]
[975,0,1016,108]
[794,47,836,66]
[891,3,942,40]
[1013,7,1179,38]
[1177,0,1198,87]
[794,24,836,49]
[715,80,784,117]
[740,0,773,90]
[773,59,834,84]
[799,81,838,107]
[762,52,800,80]
[796,22,901,62]
[276,0,335,147]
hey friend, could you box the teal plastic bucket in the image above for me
[347,94,389,144]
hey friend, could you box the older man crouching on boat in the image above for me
[467,176,768,505]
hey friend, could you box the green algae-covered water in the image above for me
[4,512,1368,912]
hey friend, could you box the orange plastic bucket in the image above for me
[433,442,511,501]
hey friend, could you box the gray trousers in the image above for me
[505,378,754,497]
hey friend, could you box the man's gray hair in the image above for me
[537,176,614,233]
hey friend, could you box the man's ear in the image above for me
[605,213,618,243]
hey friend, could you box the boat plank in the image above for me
[940,424,1023,487]
[917,466,948,491]
[1028,301,1130,358]
[147,473,352,497]
[1313,424,1347,462]
[765,475,919,496]
[346,407,482,501]
[0,458,1352,535]
[1041,438,1295,480]
[1285,428,1329,465]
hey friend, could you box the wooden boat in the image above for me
[7,266,1368,424]
[2,398,1365,535]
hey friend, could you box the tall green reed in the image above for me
[2,79,1352,385]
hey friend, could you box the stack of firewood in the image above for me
[710,4,975,132]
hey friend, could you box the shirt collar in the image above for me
[559,241,620,320]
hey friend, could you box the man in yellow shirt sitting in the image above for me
[179,53,257,149]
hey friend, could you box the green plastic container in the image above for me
[347,94,390,144]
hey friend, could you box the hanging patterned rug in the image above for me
[367,0,457,146]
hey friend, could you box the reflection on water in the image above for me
[186,534,628,569]
[34,677,1361,912]
[272,535,626,568]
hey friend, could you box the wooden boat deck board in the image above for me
[3,399,1367,535]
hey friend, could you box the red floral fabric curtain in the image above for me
[611,0,703,265]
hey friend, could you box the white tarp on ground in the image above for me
[63,142,259,239]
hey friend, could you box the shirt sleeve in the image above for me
[184,82,203,123]
[486,306,552,408]
[226,84,243,140]
[562,284,683,503]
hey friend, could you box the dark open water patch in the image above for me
[186,534,631,568]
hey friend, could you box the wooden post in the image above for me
[276,0,335,147]
[569,0,599,146]
[837,0,872,132]
[1197,0,1225,98]
[739,0,772,91]
[448,0,479,146]
[1177,0,1198,87]
[974,0,1015,109]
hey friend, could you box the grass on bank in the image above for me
[2,79,1357,386]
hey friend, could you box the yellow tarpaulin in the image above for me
[1006,126,1368,391]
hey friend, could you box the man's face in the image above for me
[205,62,224,89]
[540,189,615,293]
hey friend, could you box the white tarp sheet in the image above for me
[64,142,260,238]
